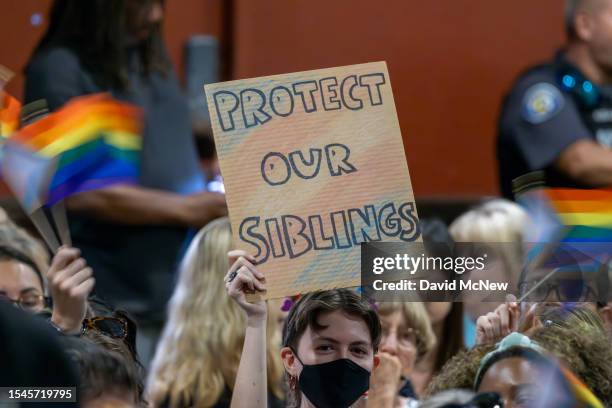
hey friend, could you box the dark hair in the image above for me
[61,337,139,405]
[435,303,464,372]
[0,245,45,291]
[282,289,381,407]
[427,315,612,404]
[420,218,465,372]
[85,296,144,402]
[30,0,170,90]
[282,289,381,349]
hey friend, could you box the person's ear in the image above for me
[575,11,595,41]
[599,303,612,333]
[281,346,300,377]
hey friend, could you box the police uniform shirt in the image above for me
[497,51,612,199]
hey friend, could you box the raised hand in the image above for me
[225,250,267,324]
[48,247,95,335]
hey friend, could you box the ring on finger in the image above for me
[227,270,238,283]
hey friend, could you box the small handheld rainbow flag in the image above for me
[542,188,612,242]
[516,187,612,301]
[3,93,143,211]
[0,91,21,138]
[561,366,604,408]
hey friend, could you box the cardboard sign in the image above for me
[205,61,420,298]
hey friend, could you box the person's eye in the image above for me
[21,299,40,308]
[514,390,536,407]
[515,396,534,407]
[351,347,368,356]
[316,344,334,352]
[400,332,416,342]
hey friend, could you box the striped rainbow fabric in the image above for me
[543,188,612,242]
[561,367,604,408]
[0,91,21,138]
[5,93,143,208]
[517,187,612,273]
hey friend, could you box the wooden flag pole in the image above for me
[29,207,60,252]
[51,201,71,247]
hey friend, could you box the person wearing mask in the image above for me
[225,253,381,408]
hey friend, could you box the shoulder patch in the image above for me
[521,82,564,124]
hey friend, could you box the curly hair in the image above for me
[425,320,612,405]
[425,344,493,395]
[530,324,612,406]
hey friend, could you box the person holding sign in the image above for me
[226,252,381,408]
[206,61,420,300]
[147,218,284,408]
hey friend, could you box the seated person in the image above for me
[368,301,436,407]
[0,245,47,313]
[225,252,381,408]
[476,258,611,345]
[0,302,79,406]
[427,311,612,406]
[147,218,284,408]
[62,336,139,408]
[475,332,603,408]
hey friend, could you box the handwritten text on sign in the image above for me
[206,62,419,298]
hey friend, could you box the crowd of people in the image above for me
[2,0,612,407]
[2,198,611,407]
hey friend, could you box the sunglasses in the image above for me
[82,316,128,339]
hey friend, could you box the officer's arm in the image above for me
[556,139,612,186]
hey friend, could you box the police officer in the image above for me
[498,0,612,199]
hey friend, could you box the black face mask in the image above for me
[294,353,371,408]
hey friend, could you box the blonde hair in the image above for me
[147,217,284,407]
[377,301,436,362]
[449,199,527,281]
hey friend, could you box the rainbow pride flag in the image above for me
[1,143,57,213]
[561,367,604,408]
[518,188,612,243]
[0,91,21,137]
[543,188,612,242]
[517,187,612,278]
[4,93,143,209]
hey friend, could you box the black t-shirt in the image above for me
[24,46,206,319]
[497,51,612,199]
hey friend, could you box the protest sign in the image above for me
[205,61,420,298]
